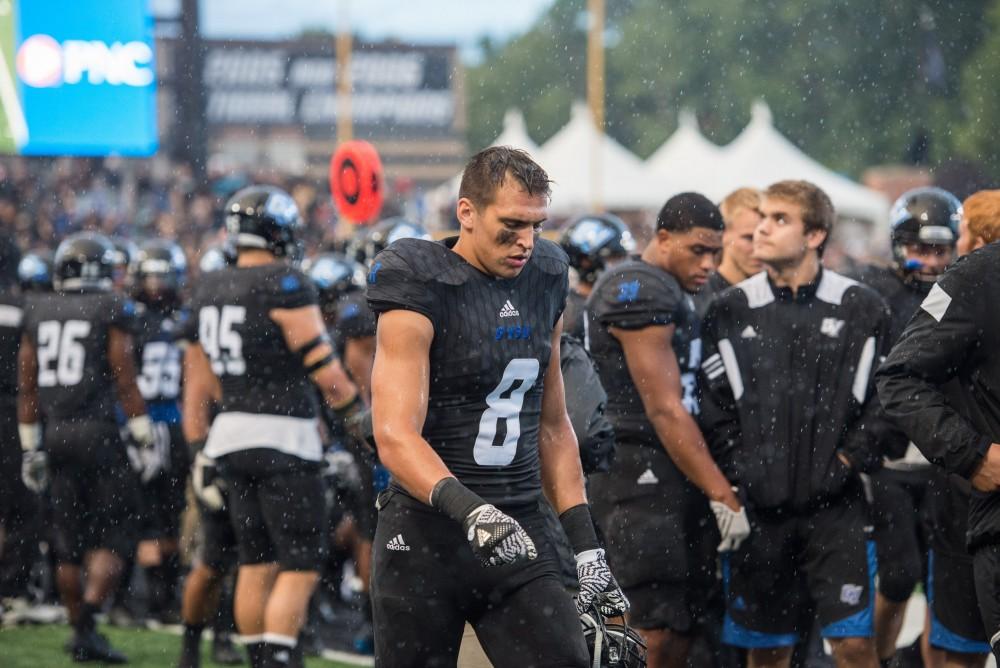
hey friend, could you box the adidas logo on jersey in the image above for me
[740,325,758,339]
[499,300,520,318]
[386,534,410,551]
[637,468,659,485]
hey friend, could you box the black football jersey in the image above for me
[849,264,925,344]
[562,289,588,341]
[189,263,320,418]
[22,290,135,421]
[134,305,185,424]
[367,237,569,506]
[0,287,23,399]
[586,258,702,448]
[334,291,377,355]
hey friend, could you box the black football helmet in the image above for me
[18,250,54,292]
[224,185,304,261]
[54,232,117,291]
[580,603,647,667]
[560,213,636,285]
[110,237,139,291]
[133,239,187,308]
[349,217,431,265]
[198,242,237,274]
[304,252,366,317]
[889,187,961,271]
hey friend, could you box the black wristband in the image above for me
[559,503,600,554]
[429,477,487,524]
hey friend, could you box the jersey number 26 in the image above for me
[37,320,90,387]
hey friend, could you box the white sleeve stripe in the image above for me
[852,336,876,403]
[717,338,744,400]
[920,282,952,323]
[706,367,726,380]
[0,305,22,327]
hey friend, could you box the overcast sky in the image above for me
[175,0,556,59]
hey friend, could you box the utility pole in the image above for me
[586,0,605,211]
[336,0,353,143]
[177,0,206,182]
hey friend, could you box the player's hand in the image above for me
[127,415,155,449]
[971,443,1000,493]
[126,422,168,484]
[192,452,226,511]
[462,504,538,567]
[575,548,629,617]
[21,450,49,493]
[710,499,751,552]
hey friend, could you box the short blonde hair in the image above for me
[963,190,1000,245]
[719,188,762,225]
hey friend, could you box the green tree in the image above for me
[956,0,1000,174]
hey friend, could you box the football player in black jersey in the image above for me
[184,186,362,668]
[850,188,986,666]
[559,213,636,340]
[367,146,625,667]
[585,192,745,668]
[130,239,190,624]
[18,232,157,663]
[692,188,763,317]
[700,181,890,668]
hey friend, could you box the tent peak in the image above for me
[750,99,773,126]
[677,108,700,130]
[502,108,527,135]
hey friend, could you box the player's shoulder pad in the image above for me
[264,264,318,309]
[367,238,452,318]
[529,237,570,276]
[816,269,886,313]
[589,259,685,328]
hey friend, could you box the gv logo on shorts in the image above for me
[839,583,863,606]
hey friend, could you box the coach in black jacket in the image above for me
[699,180,891,667]
[876,240,1000,660]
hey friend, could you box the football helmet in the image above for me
[580,602,646,668]
[560,213,636,285]
[349,217,431,265]
[18,250,53,292]
[198,242,237,274]
[133,239,187,308]
[224,185,304,261]
[304,252,366,316]
[889,186,961,271]
[110,237,139,292]
[54,232,117,291]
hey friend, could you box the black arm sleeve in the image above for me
[875,270,992,478]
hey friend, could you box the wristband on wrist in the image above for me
[559,503,600,555]
[429,477,487,524]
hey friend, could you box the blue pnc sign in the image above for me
[0,0,157,156]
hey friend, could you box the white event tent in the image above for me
[645,109,724,196]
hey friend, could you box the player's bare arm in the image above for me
[181,342,219,444]
[369,308,450,502]
[16,333,39,425]
[537,316,587,514]
[614,323,740,510]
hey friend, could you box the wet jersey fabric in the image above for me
[693,271,732,319]
[0,287,22,400]
[562,288,588,341]
[877,243,1000,549]
[586,258,702,451]
[367,237,569,507]
[133,305,185,424]
[22,290,135,422]
[699,269,893,511]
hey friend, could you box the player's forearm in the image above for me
[650,405,739,507]
[539,420,587,514]
[376,427,454,505]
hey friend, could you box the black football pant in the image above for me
[371,489,589,668]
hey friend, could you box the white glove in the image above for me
[710,500,751,552]
[462,504,537,567]
[575,548,629,617]
[192,452,226,512]
[126,421,169,484]
[127,415,154,449]
[21,450,49,493]
[19,422,42,452]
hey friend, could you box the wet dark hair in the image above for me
[656,192,725,233]
[458,146,552,209]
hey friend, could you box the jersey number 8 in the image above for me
[199,305,246,376]
[473,358,540,466]
[37,320,91,387]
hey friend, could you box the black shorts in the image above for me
[723,490,875,647]
[0,401,28,525]
[972,543,1000,661]
[928,548,990,654]
[46,421,139,564]
[589,443,717,632]
[869,467,931,602]
[371,489,589,668]
[197,495,239,573]
[140,423,190,540]
[219,449,328,571]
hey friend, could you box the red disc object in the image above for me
[329,140,384,224]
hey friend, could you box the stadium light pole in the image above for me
[587,0,605,211]
[178,0,207,182]
[336,0,353,143]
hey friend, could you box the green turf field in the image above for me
[0,625,358,668]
